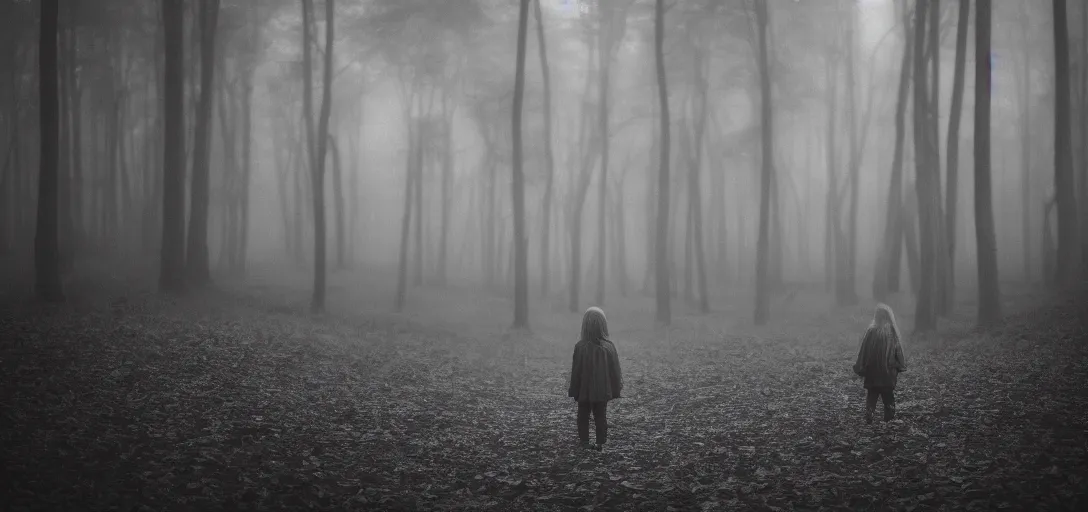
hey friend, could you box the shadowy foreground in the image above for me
[2,263,1087,511]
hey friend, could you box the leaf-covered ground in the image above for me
[2,263,1087,511]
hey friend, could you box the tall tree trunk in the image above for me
[753,0,773,325]
[1019,11,1033,281]
[161,0,187,293]
[238,64,253,274]
[534,0,555,298]
[1082,0,1088,273]
[394,87,416,311]
[185,0,219,286]
[912,0,937,332]
[1052,0,1080,285]
[595,2,611,308]
[328,134,345,269]
[653,0,671,325]
[511,0,531,328]
[35,0,63,301]
[824,57,838,295]
[840,2,860,306]
[302,0,334,313]
[875,1,912,301]
[688,50,710,313]
[944,0,970,313]
[568,38,598,312]
[929,0,950,316]
[974,0,1002,326]
[438,90,452,285]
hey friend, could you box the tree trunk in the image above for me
[238,63,253,274]
[511,0,531,327]
[302,0,334,313]
[328,134,345,269]
[1019,12,1033,281]
[839,2,860,307]
[438,90,452,285]
[824,57,838,295]
[687,51,710,313]
[35,0,63,301]
[595,2,612,308]
[395,82,417,311]
[912,0,937,332]
[1082,0,1088,274]
[944,0,970,314]
[929,0,950,316]
[875,1,913,301]
[534,0,555,299]
[753,0,773,325]
[160,0,187,294]
[1052,0,1080,285]
[653,0,671,325]
[185,0,219,286]
[974,0,1002,326]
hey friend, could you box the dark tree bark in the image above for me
[929,0,950,316]
[511,0,530,328]
[686,48,710,314]
[534,0,556,299]
[839,1,860,306]
[974,0,1002,326]
[653,0,671,326]
[1052,0,1080,285]
[35,0,63,302]
[394,85,417,311]
[327,133,346,269]
[912,0,937,332]
[185,0,219,286]
[824,56,838,295]
[1082,0,1088,273]
[301,0,334,313]
[753,0,773,325]
[160,0,187,294]
[875,1,913,301]
[943,0,969,313]
[595,2,612,308]
[1018,9,1033,281]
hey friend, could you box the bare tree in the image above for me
[753,0,773,325]
[35,0,63,302]
[943,0,969,313]
[654,0,671,326]
[534,0,556,299]
[185,0,219,286]
[511,0,531,328]
[912,0,937,332]
[301,0,335,313]
[160,0,187,294]
[1052,0,1080,285]
[974,0,1001,326]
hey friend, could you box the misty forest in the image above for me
[3,0,1088,509]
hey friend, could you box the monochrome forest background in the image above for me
[2,0,1088,510]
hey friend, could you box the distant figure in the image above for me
[853,303,907,424]
[568,307,623,451]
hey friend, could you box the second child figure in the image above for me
[853,303,907,424]
[568,307,623,451]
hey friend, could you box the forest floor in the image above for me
[2,260,1087,511]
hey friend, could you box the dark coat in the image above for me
[853,325,907,389]
[568,338,623,403]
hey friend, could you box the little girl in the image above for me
[568,307,623,451]
[853,303,907,424]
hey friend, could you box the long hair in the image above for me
[868,303,901,373]
[580,307,610,342]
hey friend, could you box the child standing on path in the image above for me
[853,304,907,424]
[568,307,623,451]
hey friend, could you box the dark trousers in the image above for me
[865,387,896,422]
[577,401,608,445]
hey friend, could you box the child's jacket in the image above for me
[853,325,907,389]
[568,338,623,403]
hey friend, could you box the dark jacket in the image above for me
[853,325,907,389]
[568,338,623,403]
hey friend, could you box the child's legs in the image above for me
[865,389,880,413]
[880,388,895,420]
[577,402,592,444]
[591,401,607,445]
